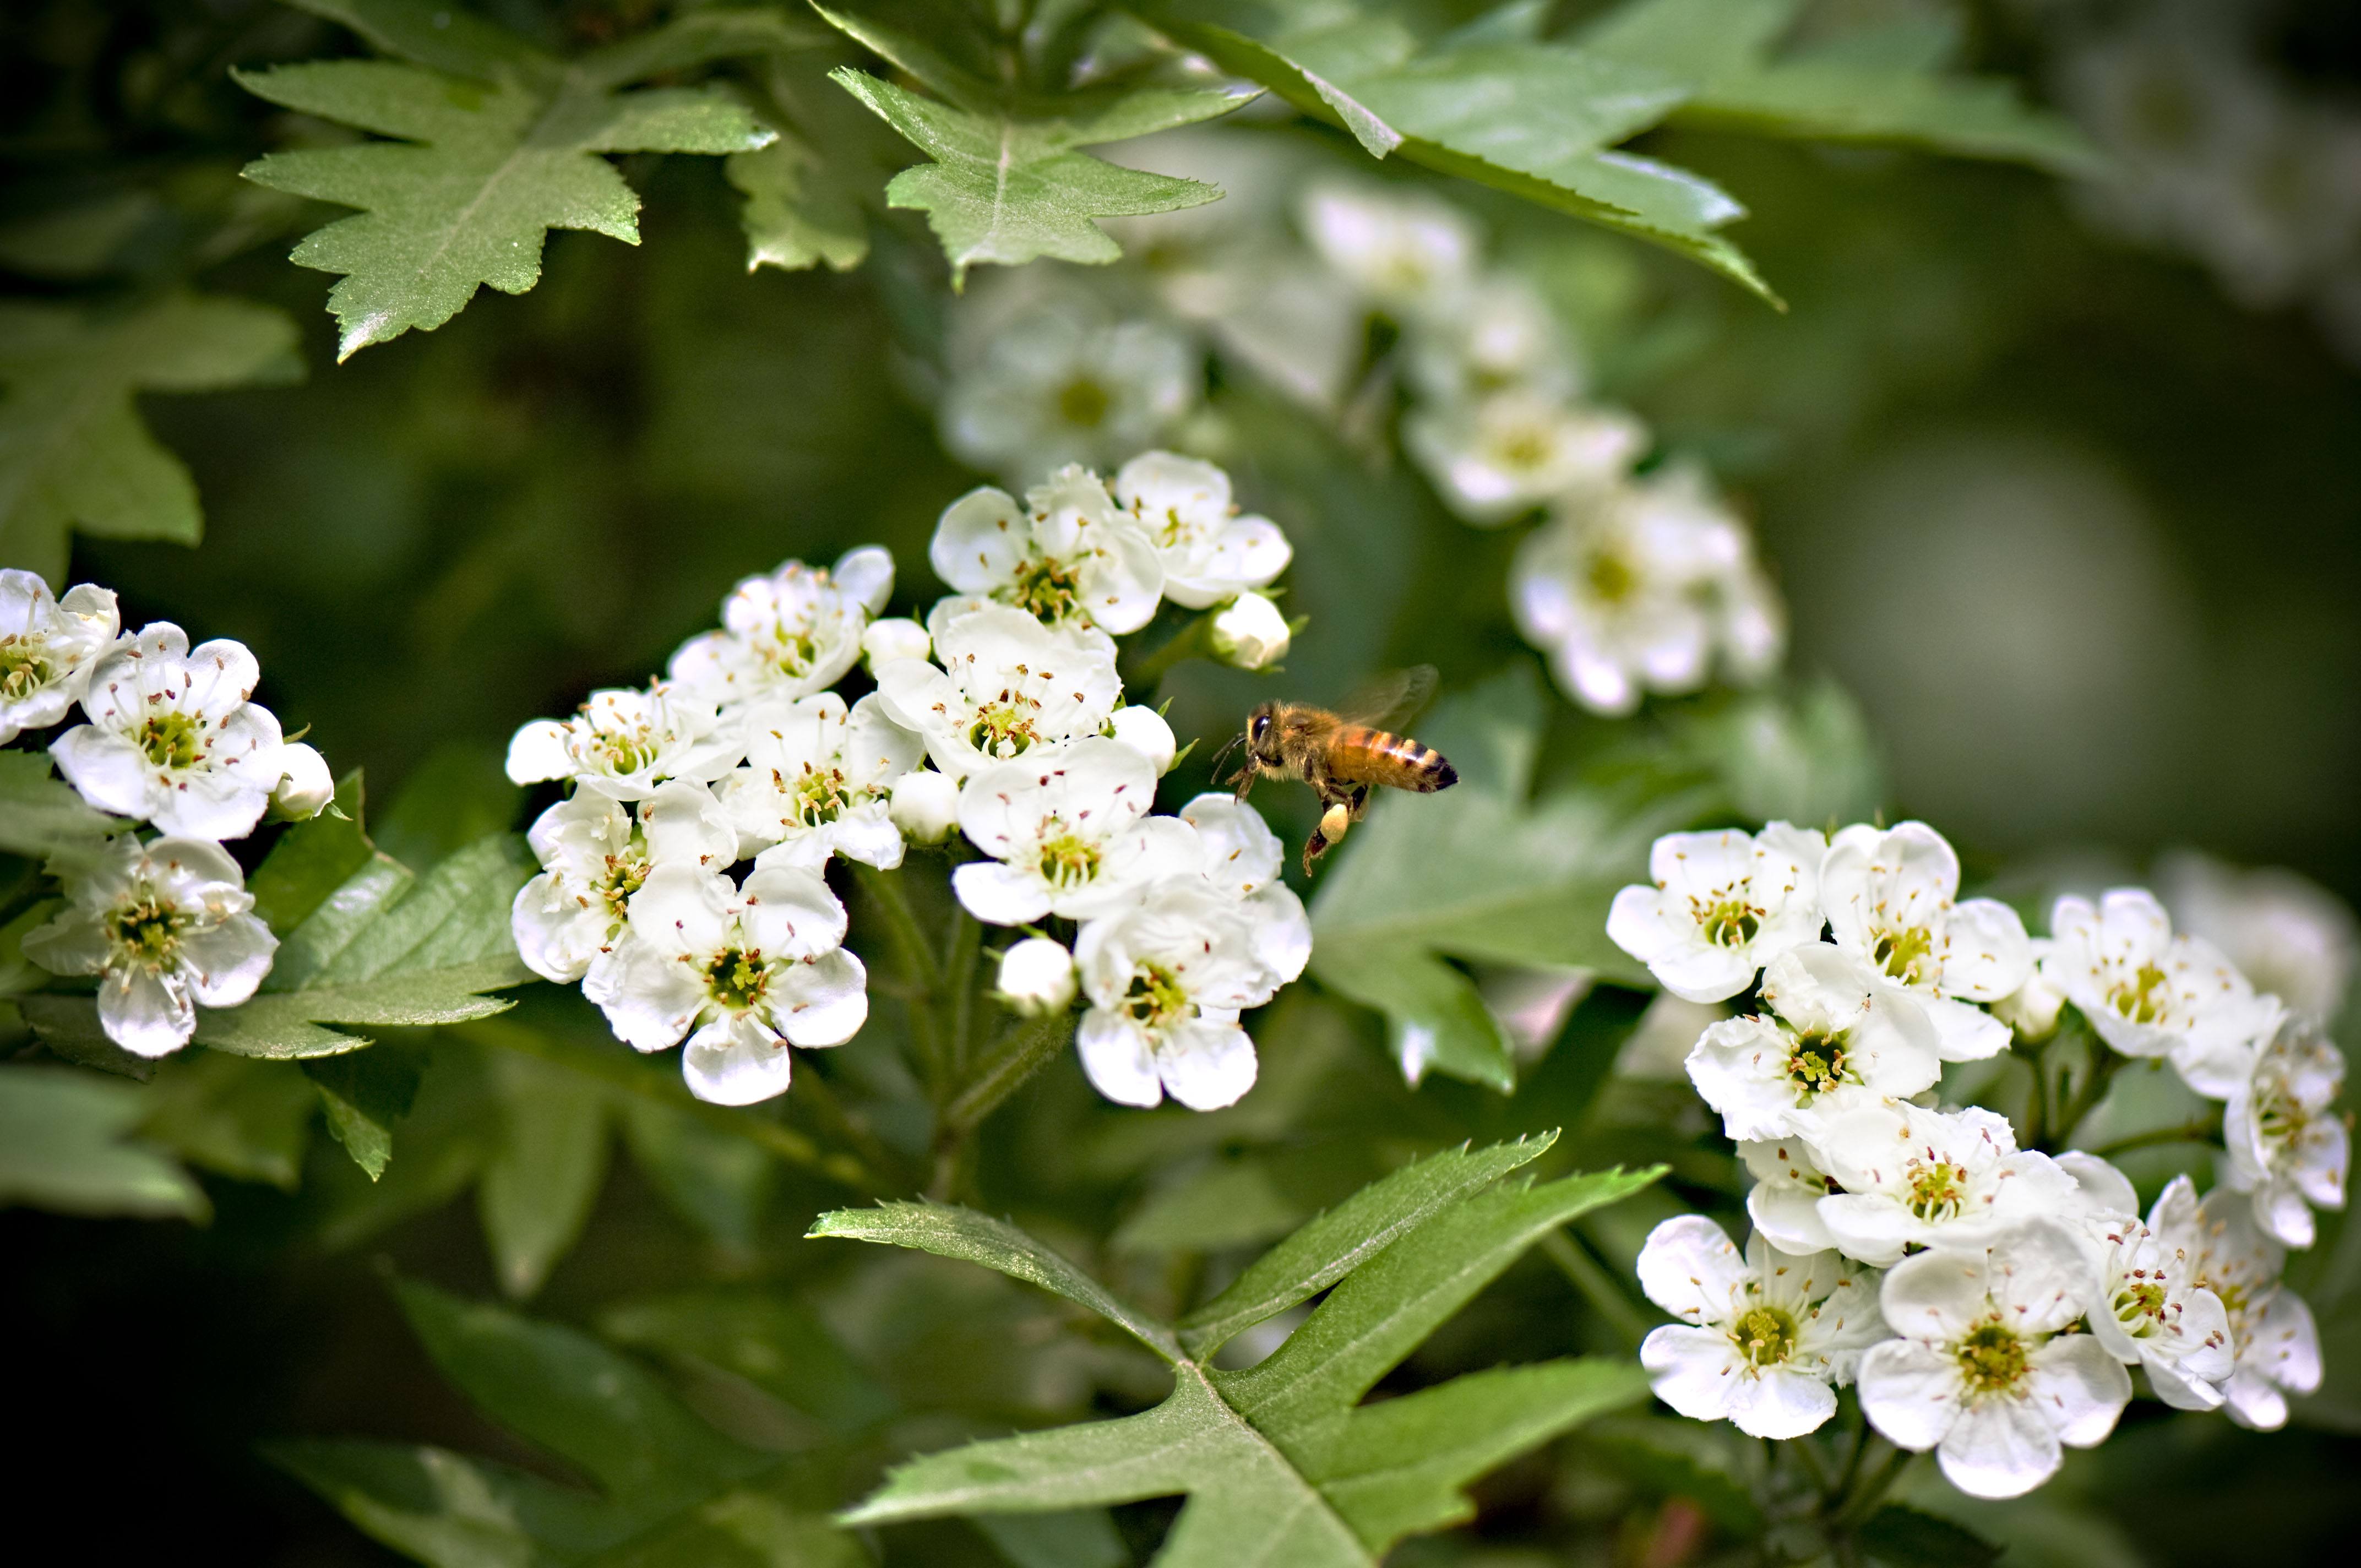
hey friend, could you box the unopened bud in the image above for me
[1107,704,1177,775]
[862,616,931,673]
[1211,591,1290,670]
[269,742,335,820]
[888,769,960,844]
[997,937,1077,1016]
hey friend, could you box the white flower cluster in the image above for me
[505,460,1308,1112]
[1608,816,2344,1499]
[6,568,333,1058]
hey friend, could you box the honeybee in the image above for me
[1213,666,1458,874]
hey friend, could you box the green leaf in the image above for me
[1583,1411,1764,1535]
[1176,1133,1557,1357]
[835,1154,1659,1564]
[976,1511,1130,1568]
[617,1097,777,1250]
[271,1278,861,1567]
[1577,0,2099,172]
[599,1287,899,1436]
[477,1049,610,1297]
[1664,680,1884,831]
[1308,665,1715,1089]
[728,133,869,273]
[247,769,377,934]
[0,293,300,582]
[143,1051,320,1189]
[303,1037,429,1179]
[0,1064,208,1220]
[1858,1504,2005,1568]
[1113,1154,1308,1258]
[237,2,777,357]
[368,743,523,876]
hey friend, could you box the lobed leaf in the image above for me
[728,133,870,273]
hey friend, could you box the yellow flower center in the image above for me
[1122,962,1191,1030]
[706,947,770,1010]
[1586,547,1638,604]
[1956,1321,2029,1396]
[1907,1159,1969,1223]
[1037,831,1101,889]
[1872,923,1935,987]
[139,710,206,770]
[1787,1032,1849,1098]
[1696,897,1761,949]
[109,896,187,968]
[1058,377,1110,429]
[1732,1305,1797,1369]
[1,635,56,702]
[2108,961,2172,1025]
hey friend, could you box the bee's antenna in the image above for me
[1209,729,1246,783]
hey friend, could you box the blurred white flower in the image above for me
[1073,879,1276,1110]
[2042,888,2280,1098]
[1111,451,1291,609]
[997,936,1078,1017]
[873,605,1123,780]
[1820,821,2033,1061]
[51,623,286,840]
[1210,590,1290,669]
[1106,703,1177,775]
[1687,943,1942,1144]
[22,835,276,1058]
[1636,1216,1888,1439]
[1858,1220,2132,1500]
[505,683,744,802]
[511,780,736,986]
[2221,1016,2348,1250]
[595,863,866,1105]
[1811,1101,2083,1265]
[668,546,893,712]
[2159,849,2357,1023]
[721,693,923,872]
[861,617,931,674]
[1298,180,1478,316]
[1405,389,1644,526]
[0,570,118,743]
[2166,1177,2323,1430]
[888,769,960,845]
[929,469,1163,636]
[268,741,335,821]
[1606,822,1827,1003]
[1403,272,1579,404]
[1989,941,2067,1042]
[942,294,1198,480]
[953,738,1200,924]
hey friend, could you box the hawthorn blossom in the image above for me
[1606,823,1828,1003]
[0,570,118,743]
[269,742,335,820]
[2221,1015,2349,1249]
[510,780,736,986]
[1687,943,1941,1144]
[1210,591,1290,669]
[506,684,744,802]
[941,297,1198,479]
[719,693,923,872]
[1298,181,1478,315]
[1402,272,1578,404]
[952,738,1200,924]
[1406,389,1645,525]
[1072,879,1279,1110]
[21,835,276,1057]
[2054,1156,2237,1411]
[2163,1177,2322,1430]
[889,769,960,844]
[1636,1216,1888,1439]
[1107,703,1177,774]
[595,864,867,1105]
[667,547,893,712]
[51,623,286,840]
[873,605,1123,780]
[2160,849,2357,1023]
[1858,1221,2133,1499]
[1179,792,1311,989]
[1819,821,2033,1061]
[1111,451,1291,609]
[1811,1101,2083,1265]
[998,937,1078,1016]
[929,469,1163,636]
[2042,889,2280,1097]
[861,617,931,674]
[1740,1137,1841,1255]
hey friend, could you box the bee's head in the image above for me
[1247,704,1276,755]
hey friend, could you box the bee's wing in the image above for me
[1337,665,1439,729]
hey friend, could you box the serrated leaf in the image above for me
[271,1278,861,1567]
[829,68,1248,281]
[1308,665,1714,1090]
[237,1,776,357]
[0,1064,208,1220]
[142,1050,319,1189]
[0,293,300,582]
[835,1152,1659,1564]
[304,1036,428,1179]
[477,1049,609,1297]
[728,133,869,272]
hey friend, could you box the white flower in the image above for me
[21,835,276,1058]
[888,769,960,844]
[50,623,286,839]
[1989,944,2066,1042]
[510,779,737,986]
[953,738,1200,924]
[1687,943,1941,1144]
[1180,792,1311,988]
[1819,822,2033,1062]
[1402,272,1579,404]
[1111,451,1291,609]
[1210,591,1291,670]
[942,298,1198,479]
[861,617,931,674]
[873,604,1124,780]
[2055,1159,2238,1412]
[1405,389,1645,525]
[1636,1216,1889,1439]
[1606,823,1829,1003]
[719,693,924,872]
[1107,704,1177,775]
[268,741,335,821]
[998,937,1078,1017]
[2167,1177,2323,1430]
[2042,888,2280,1098]
[2221,1015,2348,1249]
[1510,473,1763,715]
[929,470,1163,635]
[1073,879,1277,1110]
[1298,180,1478,315]
[1812,1101,2084,1265]
[0,570,118,743]
[1858,1220,2133,1500]
[666,546,894,712]
[505,684,744,802]
[2159,849,2357,1023]
[1740,1137,1841,1255]
[594,864,867,1106]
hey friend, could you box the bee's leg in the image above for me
[1301,825,1328,876]
[1346,784,1372,821]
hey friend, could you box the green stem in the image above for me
[943,906,982,1080]
[940,1008,1076,1136]
[2050,1041,2128,1151]
[853,863,948,1095]
[1830,1438,1916,1529]
[2015,1039,2052,1152]
[792,1063,916,1192]
[2091,1118,2224,1159]
[1539,1228,1653,1348]
[1118,609,1215,694]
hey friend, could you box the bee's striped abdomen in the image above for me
[1330,726,1458,792]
